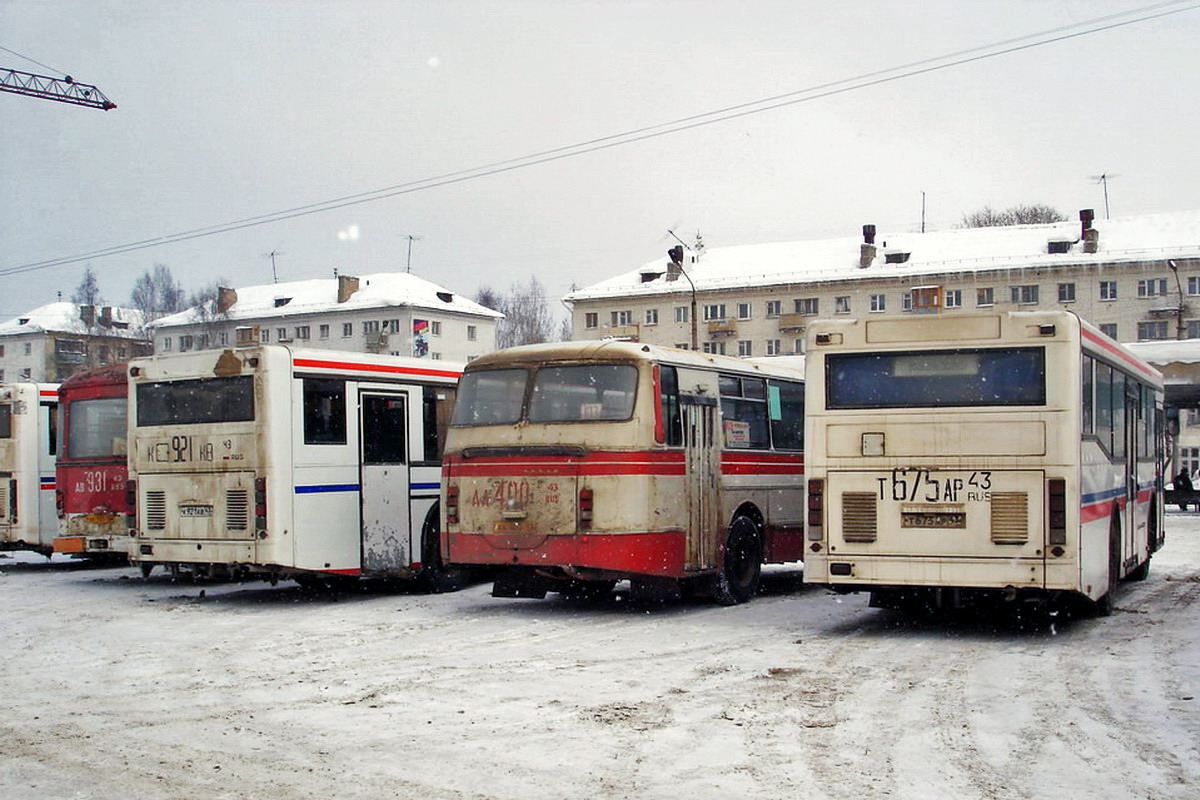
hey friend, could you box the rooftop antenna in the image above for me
[1088,173,1117,219]
[264,249,283,283]
[404,234,422,273]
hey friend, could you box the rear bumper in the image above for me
[446,530,689,578]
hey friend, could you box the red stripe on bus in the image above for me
[39,390,58,398]
[292,358,461,380]
[446,530,688,577]
[1081,329,1162,382]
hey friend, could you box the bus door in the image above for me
[1123,380,1142,570]
[359,391,411,574]
[681,393,720,571]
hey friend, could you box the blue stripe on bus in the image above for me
[1082,486,1124,505]
[411,482,440,491]
[295,484,360,494]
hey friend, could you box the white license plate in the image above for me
[179,505,213,518]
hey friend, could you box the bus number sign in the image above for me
[878,469,991,504]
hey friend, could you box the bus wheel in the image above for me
[1094,511,1122,617]
[420,507,469,594]
[139,563,154,579]
[713,516,763,606]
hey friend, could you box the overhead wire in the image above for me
[3,0,1197,278]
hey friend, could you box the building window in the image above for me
[1187,321,1200,339]
[261,328,270,343]
[341,323,352,337]
[1100,281,1118,301]
[19,368,31,380]
[1137,279,1169,298]
[1010,285,1039,305]
[118,346,128,359]
[1189,276,1200,296]
[675,307,689,324]
[702,342,726,355]
[319,324,330,339]
[295,326,310,340]
[736,302,752,321]
[675,343,689,350]
[977,287,994,307]
[386,319,400,333]
[0,345,4,357]
[363,320,380,335]
[794,298,819,316]
[902,292,912,312]
[1100,323,1118,339]
[467,325,478,341]
[869,294,886,312]
[834,296,851,314]
[645,309,659,325]
[766,339,781,356]
[277,328,288,341]
[944,289,962,309]
[431,353,442,360]
[765,300,781,318]
[161,337,172,352]
[0,369,4,381]
[431,321,442,336]
[23,342,32,355]
[611,310,632,327]
[585,313,598,329]
[737,340,752,357]
[794,338,805,354]
[1058,283,1076,303]
[179,335,193,351]
[1137,321,1169,340]
[218,332,228,346]
[703,304,726,321]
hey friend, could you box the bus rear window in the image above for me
[68,397,127,458]
[529,364,637,423]
[136,376,255,426]
[826,348,1045,409]
[451,368,527,426]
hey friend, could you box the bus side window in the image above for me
[303,379,347,445]
[47,403,58,456]
[719,375,769,449]
[423,386,456,462]
[1081,355,1094,435]
[659,366,683,446]
[768,380,804,450]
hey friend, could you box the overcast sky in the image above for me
[3,0,1198,318]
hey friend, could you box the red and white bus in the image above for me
[127,345,464,588]
[53,364,131,562]
[441,340,806,604]
[0,382,59,556]
[803,310,1164,614]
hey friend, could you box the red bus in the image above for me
[53,364,130,562]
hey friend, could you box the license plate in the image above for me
[179,504,213,518]
[901,512,966,529]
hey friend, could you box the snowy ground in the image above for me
[1,517,1197,800]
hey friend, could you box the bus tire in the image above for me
[713,516,763,606]
[419,506,469,594]
[1094,510,1122,617]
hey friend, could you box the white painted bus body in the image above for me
[0,383,59,555]
[803,311,1163,610]
[127,346,461,583]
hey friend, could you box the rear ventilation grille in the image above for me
[841,492,878,542]
[226,489,249,530]
[990,492,1029,544]
[0,483,9,521]
[145,490,167,530]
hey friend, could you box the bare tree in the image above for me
[474,286,504,313]
[960,203,1067,228]
[130,263,185,321]
[479,278,559,349]
[185,280,230,350]
[71,265,102,306]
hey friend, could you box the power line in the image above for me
[4,0,1196,278]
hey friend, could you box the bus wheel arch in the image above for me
[1094,505,1122,616]
[419,503,469,593]
[713,514,763,606]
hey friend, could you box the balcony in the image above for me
[706,320,738,337]
[777,313,809,332]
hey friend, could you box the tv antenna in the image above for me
[264,249,284,283]
[403,234,422,273]
[1088,173,1118,219]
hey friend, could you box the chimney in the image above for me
[338,275,360,303]
[99,306,113,327]
[1080,209,1099,254]
[79,304,95,327]
[859,224,877,268]
[216,286,238,314]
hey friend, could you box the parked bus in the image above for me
[0,382,59,556]
[53,364,130,561]
[441,340,806,604]
[127,346,464,588]
[803,310,1165,614]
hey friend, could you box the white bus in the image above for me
[441,340,806,604]
[0,383,59,556]
[127,346,464,588]
[803,310,1165,614]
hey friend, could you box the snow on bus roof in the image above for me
[566,209,1200,303]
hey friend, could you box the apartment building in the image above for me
[0,302,151,383]
[150,272,503,363]
[564,209,1200,356]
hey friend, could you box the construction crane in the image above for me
[1,67,115,110]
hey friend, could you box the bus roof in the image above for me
[58,364,129,393]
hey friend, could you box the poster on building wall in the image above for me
[413,319,429,358]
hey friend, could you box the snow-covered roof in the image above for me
[1125,338,1200,366]
[566,210,1200,303]
[150,271,504,329]
[0,302,147,339]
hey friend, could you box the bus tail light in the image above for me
[579,488,594,529]
[125,480,136,529]
[807,479,824,540]
[446,485,459,525]
[652,365,665,445]
[1047,478,1067,546]
[254,477,267,532]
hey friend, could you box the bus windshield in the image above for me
[68,397,127,458]
[136,376,255,427]
[452,364,639,426]
[826,347,1045,409]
